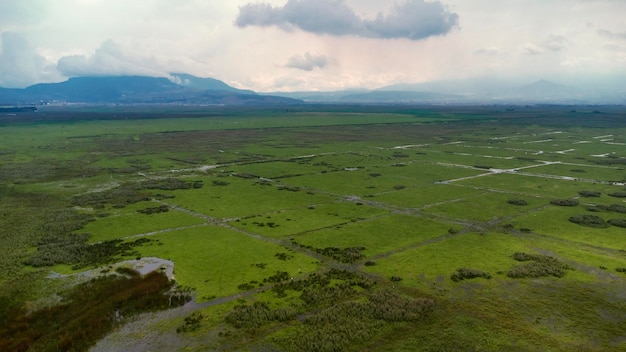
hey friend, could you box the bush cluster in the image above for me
[608,219,626,228]
[271,289,435,352]
[292,240,366,263]
[224,301,297,329]
[271,269,375,299]
[507,199,528,206]
[141,178,203,190]
[138,205,169,215]
[176,312,204,334]
[608,191,626,198]
[507,252,574,278]
[568,214,608,228]
[578,190,601,197]
[24,234,152,270]
[450,268,492,282]
[550,199,579,206]
[73,178,201,209]
[587,204,626,213]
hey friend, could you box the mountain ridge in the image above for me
[0,75,300,106]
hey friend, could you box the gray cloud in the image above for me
[542,35,567,51]
[57,40,168,78]
[475,47,499,56]
[598,29,626,40]
[286,52,330,71]
[0,32,58,88]
[236,0,458,40]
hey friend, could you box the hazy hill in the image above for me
[170,73,255,94]
[0,75,301,105]
[268,89,461,103]
[377,78,624,104]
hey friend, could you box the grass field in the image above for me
[1,105,626,351]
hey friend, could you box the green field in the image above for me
[1,105,626,351]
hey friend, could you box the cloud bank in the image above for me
[236,0,458,40]
[56,40,168,78]
[0,32,59,88]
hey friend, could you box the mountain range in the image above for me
[0,74,300,106]
[270,78,625,105]
[1,74,624,106]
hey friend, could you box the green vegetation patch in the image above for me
[425,191,545,222]
[162,176,333,218]
[450,268,492,282]
[82,206,206,243]
[512,206,626,250]
[293,214,454,258]
[457,173,599,199]
[230,202,387,238]
[136,226,318,300]
[364,232,534,292]
[507,252,574,278]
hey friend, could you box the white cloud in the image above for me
[56,40,169,78]
[0,32,60,88]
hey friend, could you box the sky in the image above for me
[1,0,625,91]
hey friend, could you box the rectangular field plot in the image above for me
[230,202,388,238]
[283,168,408,196]
[137,226,319,301]
[364,232,536,288]
[511,206,626,250]
[370,184,483,208]
[519,162,626,184]
[422,191,549,222]
[285,162,486,196]
[293,214,455,257]
[162,176,333,218]
[455,173,606,198]
[416,150,541,170]
[83,204,207,243]
[226,160,325,179]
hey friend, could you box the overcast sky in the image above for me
[1,0,625,91]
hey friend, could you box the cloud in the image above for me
[598,29,626,40]
[0,32,59,88]
[236,0,458,40]
[475,47,499,56]
[56,40,168,78]
[286,52,330,71]
[542,35,567,51]
[522,43,543,56]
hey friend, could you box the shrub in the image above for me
[551,199,579,206]
[588,204,626,213]
[568,214,608,228]
[507,199,528,206]
[508,252,573,279]
[225,301,296,329]
[608,219,626,228]
[450,268,491,282]
[137,205,169,215]
[177,312,204,333]
[578,190,601,197]
[608,191,626,198]
[507,262,568,278]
